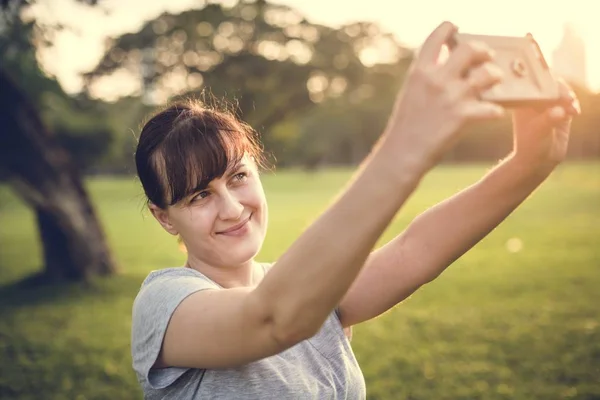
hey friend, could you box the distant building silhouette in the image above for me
[552,23,588,88]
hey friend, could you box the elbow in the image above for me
[269,319,319,348]
[247,290,320,349]
[269,305,323,348]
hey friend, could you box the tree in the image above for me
[279,60,411,168]
[83,0,412,162]
[0,0,116,281]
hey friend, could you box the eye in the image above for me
[232,172,248,183]
[191,190,210,202]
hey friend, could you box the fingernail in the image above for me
[573,99,581,114]
[444,21,458,31]
[492,66,504,79]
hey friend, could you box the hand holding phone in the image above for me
[448,33,561,108]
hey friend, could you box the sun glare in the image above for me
[276,0,600,92]
[28,0,600,96]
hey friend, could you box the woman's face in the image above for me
[151,156,268,268]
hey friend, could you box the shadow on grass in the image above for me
[0,270,144,313]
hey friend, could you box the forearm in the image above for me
[255,139,426,341]
[398,154,550,284]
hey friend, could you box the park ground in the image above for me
[0,162,599,399]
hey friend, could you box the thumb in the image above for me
[528,106,567,135]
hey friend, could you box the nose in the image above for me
[218,189,244,221]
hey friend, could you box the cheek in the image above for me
[248,178,267,206]
[247,185,268,228]
[250,189,267,217]
[174,207,217,237]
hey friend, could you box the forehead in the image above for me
[155,130,251,206]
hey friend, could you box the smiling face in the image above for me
[135,101,270,270]
[151,156,268,268]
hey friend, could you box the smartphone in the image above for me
[448,33,561,108]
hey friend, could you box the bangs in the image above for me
[153,113,252,206]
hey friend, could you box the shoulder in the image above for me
[132,267,219,325]
[139,266,211,287]
[137,267,217,293]
[131,267,219,388]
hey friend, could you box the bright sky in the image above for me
[31,0,600,98]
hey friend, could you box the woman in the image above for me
[131,22,580,399]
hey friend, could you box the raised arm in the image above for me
[157,21,507,370]
[338,80,581,328]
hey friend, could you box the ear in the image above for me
[148,203,178,236]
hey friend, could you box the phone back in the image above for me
[451,33,561,107]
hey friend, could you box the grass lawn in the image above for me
[0,162,599,399]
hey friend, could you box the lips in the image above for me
[216,214,252,235]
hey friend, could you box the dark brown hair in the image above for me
[135,99,267,209]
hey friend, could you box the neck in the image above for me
[185,257,261,288]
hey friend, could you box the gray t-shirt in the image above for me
[131,265,366,399]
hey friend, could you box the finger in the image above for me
[443,41,495,78]
[556,78,581,115]
[570,98,582,115]
[548,106,567,121]
[416,21,458,66]
[534,81,574,130]
[556,77,574,99]
[460,62,504,95]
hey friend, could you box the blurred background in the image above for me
[0,0,598,399]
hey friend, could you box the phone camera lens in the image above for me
[511,59,527,77]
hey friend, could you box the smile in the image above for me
[216,214,252,235]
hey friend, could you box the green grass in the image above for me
[1,162,599,399]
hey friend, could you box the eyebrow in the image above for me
[225,161,245,178]
[188,161,246,195]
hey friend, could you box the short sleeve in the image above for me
[131,272,217,389]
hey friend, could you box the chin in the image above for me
[219,235,263,266]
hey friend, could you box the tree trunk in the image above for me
[0,68,117,282]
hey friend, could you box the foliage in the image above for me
[0,0,116,172]
[83,0,600,170]
[83,0,413,167]
[0,1,62,101]
[1,163,599,399]
[3,0,600,173]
